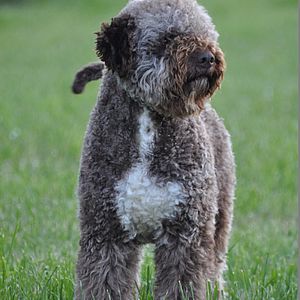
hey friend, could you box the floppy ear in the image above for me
[96,15,136,77]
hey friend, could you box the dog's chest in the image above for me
[115,109,186,239]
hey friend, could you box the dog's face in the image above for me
[96,0,225,117]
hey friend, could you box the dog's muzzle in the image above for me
[186,49,218,87]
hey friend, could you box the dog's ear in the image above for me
[96,15,136,78]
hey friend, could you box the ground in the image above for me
[0,0,297,299]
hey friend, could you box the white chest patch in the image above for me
[115,109,186,239]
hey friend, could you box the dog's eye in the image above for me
[151,47,166,58]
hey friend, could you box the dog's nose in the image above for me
[199,50,215,65]
[189,50,215,70]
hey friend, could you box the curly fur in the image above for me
[73,1,235,299]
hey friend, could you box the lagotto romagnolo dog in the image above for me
[72,0,235,299]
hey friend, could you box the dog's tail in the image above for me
[72,61,105,94]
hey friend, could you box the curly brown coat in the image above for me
[72,1,235,299]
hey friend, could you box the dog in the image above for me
[72,0,235,299]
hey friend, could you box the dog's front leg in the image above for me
[154,238,205,300]
[75,238,141,300]
[154,217,217,300]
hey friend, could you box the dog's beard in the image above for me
[156,76,214,117]
[185,76,211,110]
[189,77,210,96]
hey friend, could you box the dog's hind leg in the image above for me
[213,189,234,293]
[201,107,236,294]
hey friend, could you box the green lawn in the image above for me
[0,0,297,299]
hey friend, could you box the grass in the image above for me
[0,0,297,299]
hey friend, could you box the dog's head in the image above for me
[96,0,225,117]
